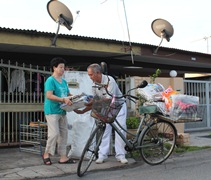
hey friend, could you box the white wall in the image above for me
[63,71,94,145]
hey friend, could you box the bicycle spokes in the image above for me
[140,120,176,165]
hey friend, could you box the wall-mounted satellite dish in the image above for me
[151,18,174,54]
[47,0,73,46]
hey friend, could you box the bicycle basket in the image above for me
[91,95,125,123]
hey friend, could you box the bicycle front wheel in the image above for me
[140,119,177,165]
[77,124,105,177]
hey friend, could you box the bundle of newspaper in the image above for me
[137,83,165,102]
[60,93,93,112]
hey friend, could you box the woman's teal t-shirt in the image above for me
[44,76,70,115]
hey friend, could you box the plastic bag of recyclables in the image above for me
[137,83,168,115]
[138,85,200,120]
[60,93,93,112]
[137,83,165,102]
[143,101,169,116]
[169,94,199,120]
[162,86,179,111]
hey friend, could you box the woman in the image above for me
[42,57,76,165]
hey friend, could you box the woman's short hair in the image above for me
[50,57,66,71]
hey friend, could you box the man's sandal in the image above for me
[42,155,52,165]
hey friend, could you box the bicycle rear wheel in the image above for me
[139,119,177,165]
[77,124,105,177]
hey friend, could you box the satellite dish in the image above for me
[151,18,174,54]
[47,0,73,46]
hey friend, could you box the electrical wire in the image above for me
[100,0,134,64]
[100,0,108,4]
[122,0,134,64]
[116,0,128,52]
[72,10,80,27]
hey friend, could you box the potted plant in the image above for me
[126,116,140,139]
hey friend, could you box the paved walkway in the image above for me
[0,131,211,180]
[0,148,136,180]
[189,131,211,147]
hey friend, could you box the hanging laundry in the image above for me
[9,69,25,93]
[36,73,42,98]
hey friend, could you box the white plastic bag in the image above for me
[68,112,96,159]
[137,83,165,102]
[170,94,199,120]
[143,101,169,116]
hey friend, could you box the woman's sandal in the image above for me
[58,158,76,164]
[42,155,52,165]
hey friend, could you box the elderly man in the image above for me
[75,63,128,164]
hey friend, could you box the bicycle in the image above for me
[77,80,201,177]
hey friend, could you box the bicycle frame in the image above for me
[77,80,178,177]
[109,113,154,151]
[92,79,177,152]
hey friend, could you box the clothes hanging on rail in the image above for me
[25,72,44,94]
[9,69,25,93]
[35,73,43,98]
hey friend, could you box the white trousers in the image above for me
[45,114,68,156]
[98,103,127,160]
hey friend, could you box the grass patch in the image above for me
[174,145,211,153]
[126,150,140,159]
[127,145,211,160]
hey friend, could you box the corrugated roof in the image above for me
[0,26,208,55]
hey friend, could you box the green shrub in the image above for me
[126,116,140,129]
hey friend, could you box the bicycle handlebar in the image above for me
[93,80,148,101]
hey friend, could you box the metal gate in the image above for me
[0,59,51,146]
[184,80,211,131]
[2,62,209,146]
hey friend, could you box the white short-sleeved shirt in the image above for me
[92,74,123,99]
